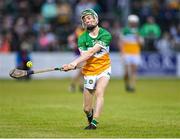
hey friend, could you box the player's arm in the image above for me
[73,44,101,64]
[62,44,102,71]
[136,35,144,46]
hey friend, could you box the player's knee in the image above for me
[83,104,92,113]
[83,107,91,114]
[95,88,104,98]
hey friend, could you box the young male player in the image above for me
[62,9,112,130]
[118,15,144,92]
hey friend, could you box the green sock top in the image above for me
[91,119,99,126]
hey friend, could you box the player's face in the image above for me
[129,22,138,28]
[82,15,97,30]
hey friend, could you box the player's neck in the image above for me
[89,26,99,38]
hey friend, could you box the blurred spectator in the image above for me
[0,29,20,52]
[38,26,58,51]
[14,17,28,39]
[0,30,11,53]
[0,0,178,53]
[156,32,173,55]
[57,1,72,25]
[17,0,30,17]
[171,24,180,51]
[2,15,14,31]
[140,16,161,51]
[166,0,179,10]
[2,0,18,15]
[131,1,141,16]
[170,24,178,37]
[91,0,102,14]
[100,20,110,31]
[110,21,121,51]
[32,14,46,34]
[41,0,58,23]
[158,3,178,31]
[30,0,44,14]
[139,1,152,22]
[20,32,33,52]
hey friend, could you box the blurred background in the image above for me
[0,0,179,78]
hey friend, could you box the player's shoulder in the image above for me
[122,26,129,32]
[78,31,88,40]
[121,26,134,35]
[99,27,111,36]
[78,31,88,46]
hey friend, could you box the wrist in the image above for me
[69,62,77,69]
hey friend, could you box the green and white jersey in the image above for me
[121,26,141,54]
[78,27,112,75]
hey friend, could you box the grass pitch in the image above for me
[0,78,180,138]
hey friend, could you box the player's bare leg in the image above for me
[129,64,137,92]
[83,88,94,124]
[94,76,109,118]
[85,76,109,129]
[124,64,131,91]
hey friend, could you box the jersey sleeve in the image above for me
[77,35,86,52]
[96,32,112,49]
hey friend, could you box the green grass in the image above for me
[0,78,180,138]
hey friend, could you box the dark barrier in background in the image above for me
[138,53,177,76]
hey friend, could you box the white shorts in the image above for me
[123,54,141,65]
[84,67,111,90]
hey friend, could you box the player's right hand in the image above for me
[62,64,69,72]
